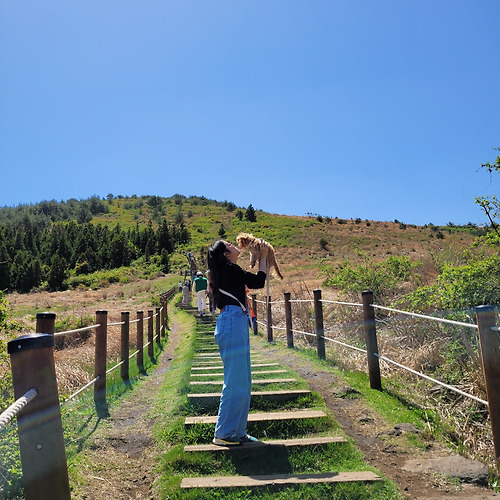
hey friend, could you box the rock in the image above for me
[402,454,488,485]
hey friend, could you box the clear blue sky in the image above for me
[1,1,499,226]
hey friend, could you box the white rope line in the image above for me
[375,354,488,406]
[106,359,125,375]
[62,376,100,404]
[255,299,267,304]
[320,299,363,307]
[53,324,100,337]
[273,325,286,331]
[129,349,140,359]
[322,335,367,353]
[492,326,500,332]
[0,388,38,430]
[107,321,125,327]
[256,320,267,327]
[289,299,314,303]
[291,328,315,337]
[144,341,152,348]
[371,304,478,329]
[129,318,140,324]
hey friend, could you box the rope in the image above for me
[371,304,478,329]
[288,299,314,303]
[492,326,500,332]
[53,324,100,337]
[129,349,140,359]
[62,376,100,404]
[129,318,140,324]
[107,321,125,327]
[0,388,38,430]
[106,359,125,375]
[320,299,363,307]
[322,334,367,353]
[375,353,488,406]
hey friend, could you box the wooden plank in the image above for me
[181,471,381,488]
[190,378,297,386]
[188,389,311,403]
[184,436,347,452]
[185,410,326,425]
[192,363,279,371]
[191,370,287,378]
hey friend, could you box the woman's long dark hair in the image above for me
[207,240,229,307]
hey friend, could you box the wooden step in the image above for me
[188,389,311,404]
[185,410,326,425]
[192,363,279,371]
[181,471,381,488]
[191,370,287,378]
[184,436,347,452]
[190,378,297,386]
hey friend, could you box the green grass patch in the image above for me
[154,308,401,499]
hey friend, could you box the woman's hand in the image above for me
[258,239,269,259]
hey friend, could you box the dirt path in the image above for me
[79,316,498,499]
[77,320,182,499]
[253,340,499,500]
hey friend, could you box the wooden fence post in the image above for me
[284,292,294,348]
[314,289,326,359]
[148,310,154,358]
[36,311,57,346]
[94,311,108,402]
[251,294,258,335]
[137,311,144,370]
[161,296,168,336]
[8,334,71,500]
[362,290,382,390]
[476,305,500,459]
[266,296,273,342]
[120,311,130,380]
[156,307,161,346]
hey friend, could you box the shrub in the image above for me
[401,254,500,311]
[323,254,421,302]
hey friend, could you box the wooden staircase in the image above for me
[179,307,382,492]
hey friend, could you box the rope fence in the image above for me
[1,284,179,499]
[0,388,38,430]
[371,304,479,329]
[251,288,500,459]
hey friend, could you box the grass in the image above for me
[152,309,401,499]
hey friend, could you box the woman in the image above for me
[207,239,268,446]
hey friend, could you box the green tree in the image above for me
[245,204,257,222]
[475,147,500,237]
[48,254,68,290]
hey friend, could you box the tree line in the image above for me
[0,213,189,293]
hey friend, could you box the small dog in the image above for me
[236,232,283,279]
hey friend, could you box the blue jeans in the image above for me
[214,305,251,440]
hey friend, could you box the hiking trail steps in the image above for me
[179,310,382,491]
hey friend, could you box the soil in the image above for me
[78,314,499,500]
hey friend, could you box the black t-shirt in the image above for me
[216,262,266,310]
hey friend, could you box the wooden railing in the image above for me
[1,286,177,500]
[252,289,500,460]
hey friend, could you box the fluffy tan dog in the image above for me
[236,232,283,279]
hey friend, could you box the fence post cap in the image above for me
[8,333,55,353]
[96,310,108,314]
[121,311,130,315]
[475,305,495,313]
[35,311,56,319]
[362,290,373,296]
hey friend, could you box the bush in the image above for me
[323,254,421,302]
[401,254,500,311]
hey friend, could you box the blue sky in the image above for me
[1,1,499,226]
